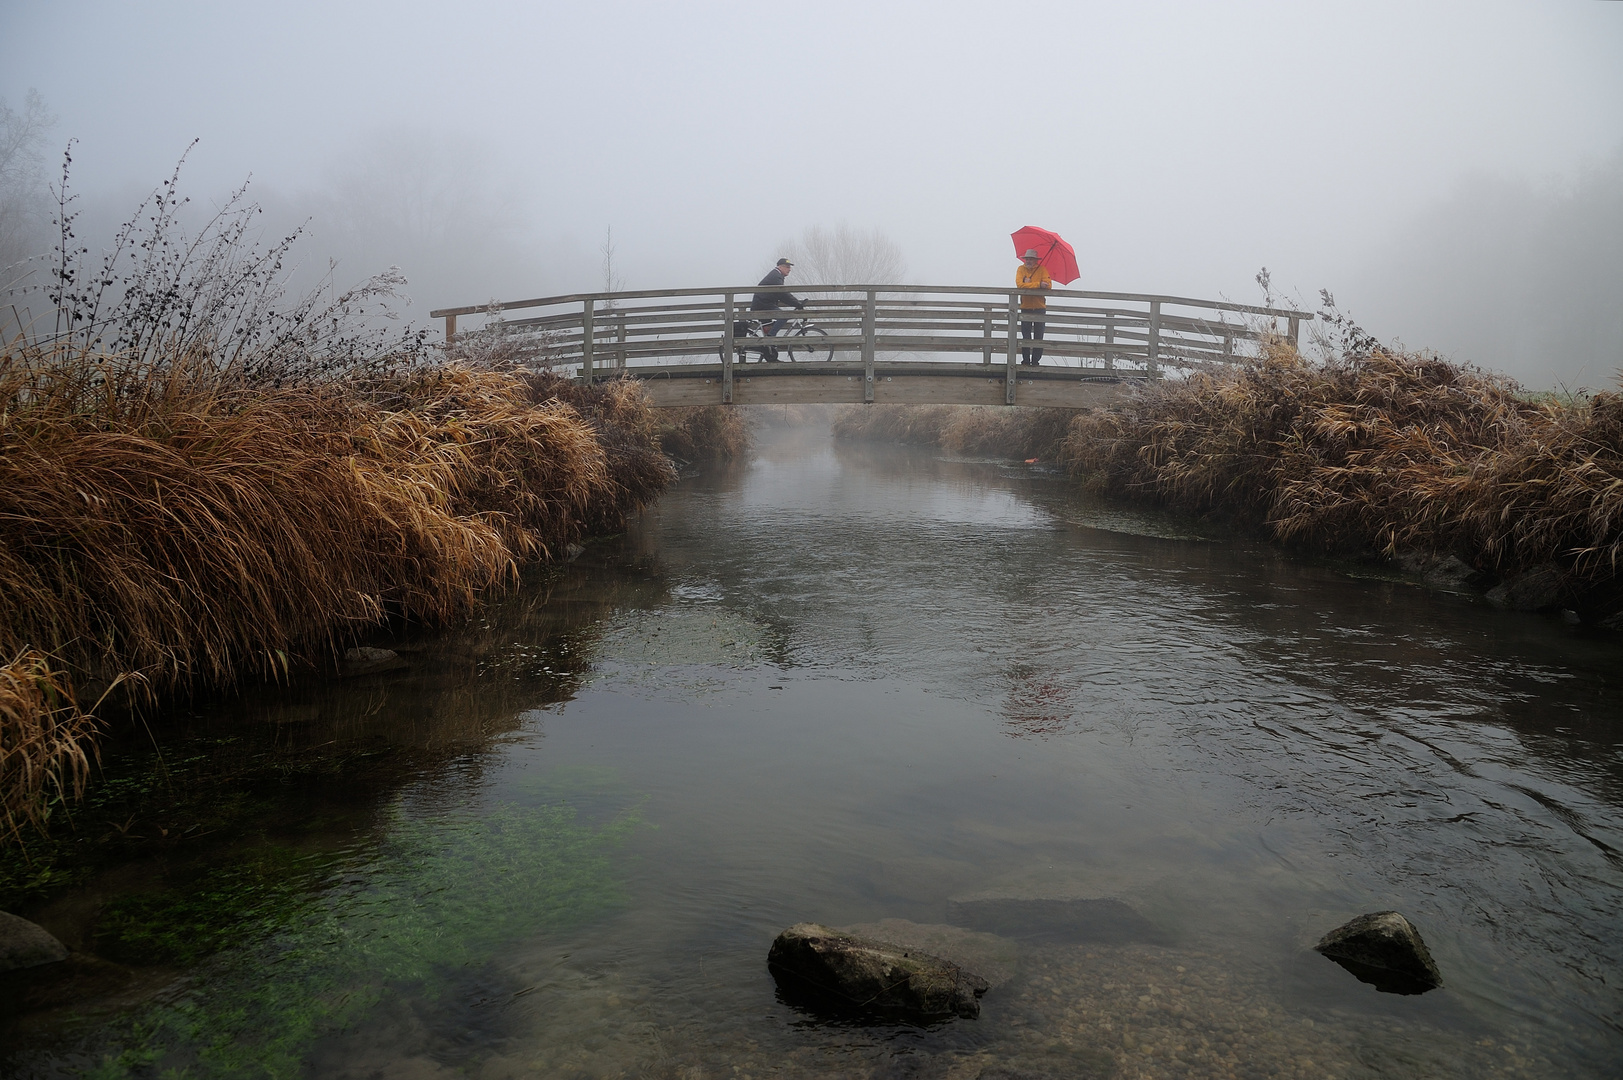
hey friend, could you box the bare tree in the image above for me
[779,223,906,288]
[0,89,57,284]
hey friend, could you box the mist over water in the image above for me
[2,1,1620,386]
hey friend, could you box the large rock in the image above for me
[1314,911,1442,994]
[1397,551,1485,592]
[0,911,68,973]
[840,919,1018,988]
[1484,563,1573,612]
[768,922,989,1020]
[947,891,1163,944]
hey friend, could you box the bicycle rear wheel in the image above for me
[787,326,832,362]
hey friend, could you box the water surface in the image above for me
[5,424,1620,1079]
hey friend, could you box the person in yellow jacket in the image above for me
[1016,249,1051,365]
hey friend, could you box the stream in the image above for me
[3,422,1620,1079]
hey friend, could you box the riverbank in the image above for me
[0,349,741,843]
[834,346,1623,626]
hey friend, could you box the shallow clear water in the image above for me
[5,425,1621,1079]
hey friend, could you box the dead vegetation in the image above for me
[0,155,691,841]
[658,405,753,464]
[832,404,1075,461]
[1062,343,1623,586]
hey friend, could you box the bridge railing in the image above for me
[429,285,1312,389]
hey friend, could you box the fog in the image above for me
[2,0,1620,387]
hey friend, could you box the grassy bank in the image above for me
[832,403,1075,461]
[1062,345,1621,602]
[0,347,682,841]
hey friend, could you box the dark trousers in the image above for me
[1020,316,1046,364]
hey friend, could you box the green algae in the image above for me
[84,783,641,1079]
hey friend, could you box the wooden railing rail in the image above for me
[428,285,1313,405]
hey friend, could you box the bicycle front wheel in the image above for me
[787,326,832,363]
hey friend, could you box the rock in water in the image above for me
[1314,911,1443,994]
[0,912,68,973]
[839,919,1018,988]
[340,646,406,676]
[768,922,989,1020]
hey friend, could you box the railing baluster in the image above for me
[444,313,457,345]
[581,298,595,383]
[1006,293,1018,405]
[1146,300,1161,378]
[982,308,992,365]
[722,293,734,405]
[1105,312,1115,372]
[862,290,877,403]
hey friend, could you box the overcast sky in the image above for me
[2,0,1620,386]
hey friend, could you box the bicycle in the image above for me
[723,314,833,363]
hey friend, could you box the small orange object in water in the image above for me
[1025,458,1039,464]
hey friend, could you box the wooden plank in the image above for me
[638,373,1135,410]
[721,293,734,404]
[642,378,726,407]
[582,298,595,382]
[731,374,868,406]
[1006,295,1018,404]
[1146,300,1161,378]
[862,290,876,403]
[430,284,1315,322]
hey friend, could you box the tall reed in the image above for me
[1062,344,1623,582]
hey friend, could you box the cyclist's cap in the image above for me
[777,258,794,267]
[1022,249,1041,259]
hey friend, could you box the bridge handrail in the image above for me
[430,284,1314,322]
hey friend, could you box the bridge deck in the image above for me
[635,360,1136,409]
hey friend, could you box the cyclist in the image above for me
[750,258,805,361]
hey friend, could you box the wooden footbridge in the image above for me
[430,285,1312,409]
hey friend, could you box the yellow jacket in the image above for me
[1016,264,1051,310]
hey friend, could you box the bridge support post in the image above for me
[722,293,735,404]
[1006,294,1019,405]
[1146,300,1161,378]
[582,298,595,383]
[862,290,876,403]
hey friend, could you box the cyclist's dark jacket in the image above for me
[750,268,801,311]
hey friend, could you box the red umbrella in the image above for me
[1010,225,1079,285]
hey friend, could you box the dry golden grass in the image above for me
[1062,344,1623,581]
[0,650,99,843]
[832,404,1074,461]
[0,349,678,839]
[658,405,753,464]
